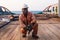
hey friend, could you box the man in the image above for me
[19,4,39,38]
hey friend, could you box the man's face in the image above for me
[22,8,28,15]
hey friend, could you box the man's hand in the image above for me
[23,24,33,31]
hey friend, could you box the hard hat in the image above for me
[22,4,28,8]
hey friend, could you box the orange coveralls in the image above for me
[19,12,38,35]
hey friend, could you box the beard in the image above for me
[23,12,28,17]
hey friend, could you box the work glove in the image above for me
[23,24,33,34]
[23,24,32,31]
[23,23,35,34]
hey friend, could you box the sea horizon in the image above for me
[11,11,43,14]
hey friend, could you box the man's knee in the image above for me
[20,28,27,34]
[36,23,38,27]
[32,23,38,30]
[33,23,38,28]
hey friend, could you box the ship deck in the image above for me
[0,18,60,40]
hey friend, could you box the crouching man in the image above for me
[19,4,39,39]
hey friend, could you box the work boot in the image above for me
[32,35,39,39]
[22,34,26,38]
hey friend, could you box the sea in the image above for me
[12,11,42,14]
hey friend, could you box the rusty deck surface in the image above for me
[0,18,60,40]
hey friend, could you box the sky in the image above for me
[0,0,58,11]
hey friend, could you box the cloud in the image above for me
[0,0,58,11]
